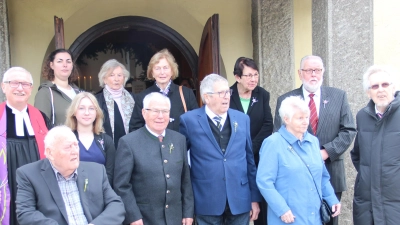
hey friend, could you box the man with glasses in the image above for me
[273,55,356,225]
[114,92,194,225]
[180,74,261,225]
[0,67,51,225]
[351,65,400,225]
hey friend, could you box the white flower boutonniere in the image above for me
[323,100,329,108]
[84,179,88,192]
[251,97,258,107]
[169,143,174,154]
[234,121,238,132]
[98,138,104,150]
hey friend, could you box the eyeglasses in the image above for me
[207,89,233,98]
[301,69,323,75]
[369,82,392,90]
[145,108,170,115]
[4,81,32,89]
[241,74,259,79]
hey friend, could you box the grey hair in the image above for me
[279,96,310,125]
[143,92,171,109]
[44,125,76,157]
[200,74,229,103]
[299,55,324,70]
[2,67,33,84]
[98,59,130,87]
[362,65,398,92]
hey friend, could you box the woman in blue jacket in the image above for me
[256,96,341,224]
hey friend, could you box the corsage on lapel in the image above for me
[98,138,104,150]
[169,143,174,154]
[251,97,258,107]
[323,100,329,108]
[234,121,238,132]
[84,178,88,192]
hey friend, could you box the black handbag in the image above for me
[285,143,333,224]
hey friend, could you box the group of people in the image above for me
[0,47,398,225]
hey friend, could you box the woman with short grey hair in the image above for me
[95,59,135,148]
[257,96,341,224]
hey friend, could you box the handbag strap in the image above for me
[179,85,187,112]
[48,87,55,125]
[280,133,323,202]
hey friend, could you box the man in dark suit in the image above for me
[15,126,125,225]
[180,74,262,225]
[273,55,357,225]
[114,92,194,225]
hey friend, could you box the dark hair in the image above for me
[42,48,79,83]
[233,57,259,77]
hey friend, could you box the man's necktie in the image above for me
[213,116,222,131]
[309,94,318,134]
[158,135,163,142]
[377,113,383,119]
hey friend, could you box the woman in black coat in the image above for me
[95,59,135,148]
[129,49,198,132]
[229,57,273,225]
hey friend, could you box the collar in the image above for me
[302,86,321,98]
[156,80,172,95]
[278,125,313,144]
[145,124,166,138]
[6,102,34,136]
[49,161,78,181]
[205,105,227,122]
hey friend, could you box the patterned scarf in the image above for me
[0,108,10,225]
[103,87,135,137]
[156,80,172,96]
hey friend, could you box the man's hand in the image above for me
[130,219,144,225]
[249,202,260,221]
[320,149,329,160]
[331,203,341,217]
[182,218,193,225]
[280,210,295,223]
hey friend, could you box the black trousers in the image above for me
[325,192,342,225]
[253,198,267,225]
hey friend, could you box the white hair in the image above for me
[279,96,310,125]
[44,125,76,157]
[98,59,130,87]
[200,74,228,103]
[2,67,33,84]
[143,92,171,109]
[362,65,398,92]
[299,55,325,70]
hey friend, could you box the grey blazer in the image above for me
[273,86,356,192]
[16,159,125,225]
[114,127,194,225]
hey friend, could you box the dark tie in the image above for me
[309,94,318,134]
[158,135,163,142]
[213,116,222,131]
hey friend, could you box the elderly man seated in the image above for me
[15,126,125,225]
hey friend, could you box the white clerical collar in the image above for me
[145,125,166,138]
[6,102,34,136]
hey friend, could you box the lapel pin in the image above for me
[84,178,88,192]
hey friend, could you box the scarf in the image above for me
[103,86,135,136]
[0,102,48,225]
[156,80,172,96]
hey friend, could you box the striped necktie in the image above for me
[213,116,222,131]
[309,94,318,134]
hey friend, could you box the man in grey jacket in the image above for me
[351,65,400,225]
[274,55,356,225]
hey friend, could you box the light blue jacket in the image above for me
[256,126,338,225]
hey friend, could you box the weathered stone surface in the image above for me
[252,0,295,115]
[0,0,10,101]
[313,1,373,224]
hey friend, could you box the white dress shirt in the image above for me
[302,87,321,116]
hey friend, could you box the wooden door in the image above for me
[197,14,220,105]
[54,16,65,49]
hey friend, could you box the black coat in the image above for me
[229,82,273,165]
[73,131,116,187]
[351,91,400,225]
[129,82,198,132]
[95,89,134,148]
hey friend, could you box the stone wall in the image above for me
[0,0,10,101]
